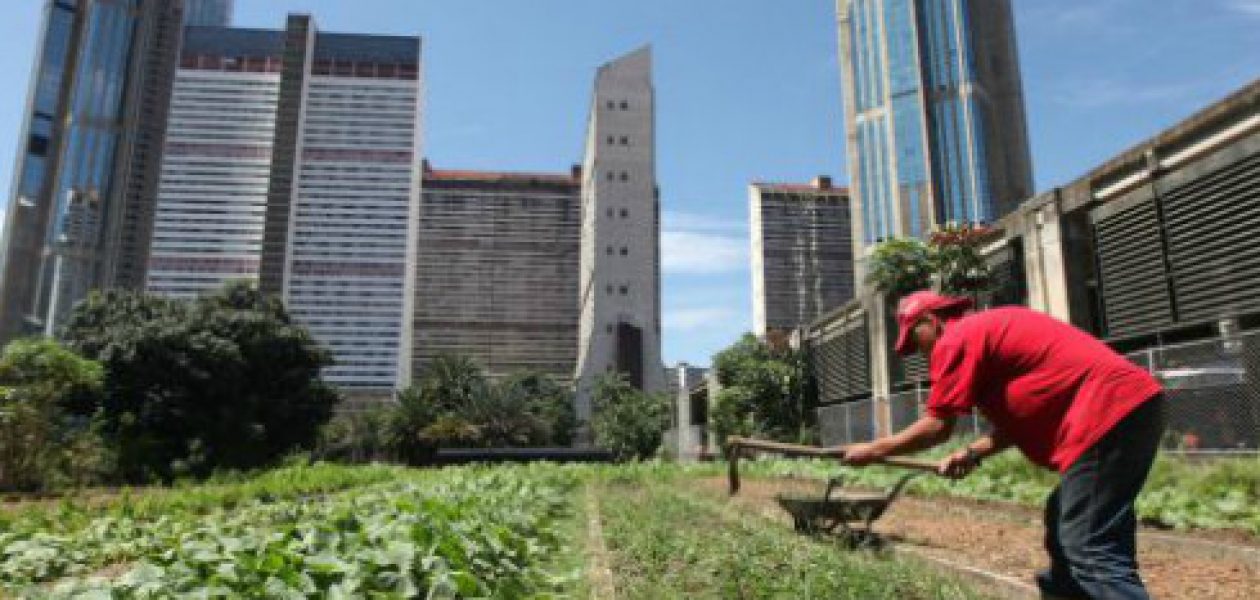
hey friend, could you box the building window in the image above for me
[607,171,615,181]
[620,247,628,256]
[606,135,615,145]
[606,246,613,255]
[606,324,614,334]
[619,136,629,145]
[606,207,614,218]
[606,285,614,295]
[619,171,628,181]
[619,285,628,295]
[620,100,629,110]
[619,208,628,218]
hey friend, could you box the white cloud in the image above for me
[664,307,741,331]
[1225,0,1260,16]
[661,230,748,274]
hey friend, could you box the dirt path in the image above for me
[692,477,1260,600]
[584,484,616,600]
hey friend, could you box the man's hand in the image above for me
[938,448,980,480]
[842,442,884,466]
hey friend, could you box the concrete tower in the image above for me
[574,47,664,434]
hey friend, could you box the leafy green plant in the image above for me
[864,238,933,300]
[865,224,996,303]
[0,338,107,492]
[710,334,817,445]
[61,282,339,481]
[592,374,669,460]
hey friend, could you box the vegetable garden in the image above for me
[1,455,1257,598]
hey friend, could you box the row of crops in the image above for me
[3,456,1256,598]
[738,452,1260,534]
[1,465,580,598]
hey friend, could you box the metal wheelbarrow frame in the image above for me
[725,436,938,546]
[775,471,925,545]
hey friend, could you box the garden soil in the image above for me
[694,477,1260,600]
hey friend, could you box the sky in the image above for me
[1,1,1258,368]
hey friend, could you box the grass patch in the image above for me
[594,474,984,599]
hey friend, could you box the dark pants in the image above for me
[1037,395,1166,600]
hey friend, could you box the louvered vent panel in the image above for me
[1163,151,1260,322]
[811,320,871,403]
[1093,197,1174,337]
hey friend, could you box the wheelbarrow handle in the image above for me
[726,436,940,495]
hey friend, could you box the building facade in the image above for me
[806,78,1260,448]
[574,47,665,430]
[414,164,581,381]
[146,16,423,396]
[0,0,188,342]
[184,0,233,27]
[750,177,854,337]
[836,0,1033,259]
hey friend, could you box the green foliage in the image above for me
[60,282,339,481]
[864,238,933,300]
[736,452,1260,535]
[929,223,995,297]
[596,473,982,599]
[0,339,108,492]
[392,359,577,456]
[0,465,578,597]
[710,333,817,445]
[316,406,396,464]
[592,374,669,460]
[865,224,995,302]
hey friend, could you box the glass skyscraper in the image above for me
[837,0,1033,251]
[184,0,233,27]
[0,1,219,343]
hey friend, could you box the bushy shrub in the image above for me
[0,338,108,491]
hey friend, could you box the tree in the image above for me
[710,334,818,445]
[929,223,994,297]
[865,224,995,303]
[0,338,107,491]
[492,371,577,446]
[406,359,577,450]
[591,373,669,461]
[317,405,394,464]
[865,238,933,300]
[61,282,339,481]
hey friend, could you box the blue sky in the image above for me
[1,1,1258,367]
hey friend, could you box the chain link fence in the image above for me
[1127,332,1260,454]
[818,398,876,446]
[887,385,988,439]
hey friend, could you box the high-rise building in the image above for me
[750,177,854,336]
[0,0,188,342]
[414,163,582,380]
[184,0,233,27]
[836,0,1033,258]
[574,47,665,428]
[146,16,422,397]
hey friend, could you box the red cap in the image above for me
[893,291,973,356]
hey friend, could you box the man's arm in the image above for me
[939,429,1014,478]
[843,415,954,464]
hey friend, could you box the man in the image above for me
[843,291,1164,600]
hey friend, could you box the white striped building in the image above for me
[147,18,421,397]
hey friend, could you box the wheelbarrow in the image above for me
[726,436,939,546]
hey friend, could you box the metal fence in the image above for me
[888,385,988,439]
[1127,332,1260,453]
[817,331,1260,454]
[818,398,876,446]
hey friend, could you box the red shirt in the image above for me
[924,307,1162,472]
